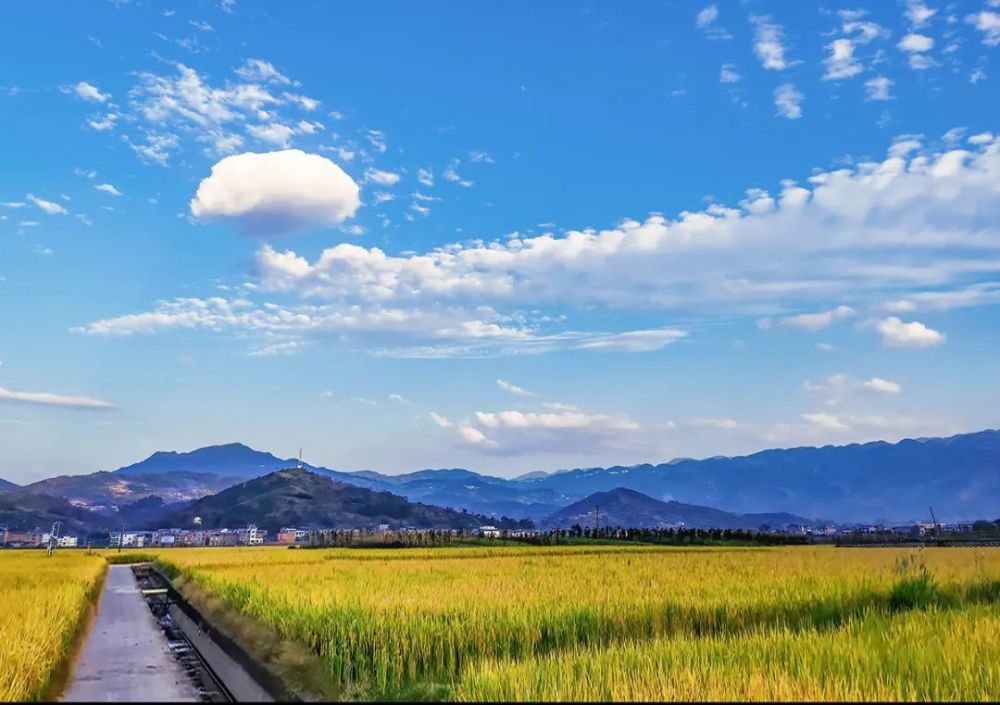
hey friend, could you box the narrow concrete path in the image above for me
[62,564,200,702]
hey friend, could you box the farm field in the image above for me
[131,545,1000,701]
[0,551,106,701]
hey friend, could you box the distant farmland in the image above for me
[123,545,1000,701]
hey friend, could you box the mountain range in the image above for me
[3,428,999,525]
[153,468,492,533]
[542,488,817,530]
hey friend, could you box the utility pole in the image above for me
[929,506,940,538]
[118,513,126,553]
[594,504,600,536]
[47,521,61,557]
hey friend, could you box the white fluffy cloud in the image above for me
[864,76,893,101]
[697,5,730,40]
[863,376,902,394]
[804,372,902,404]
[898,33,935,69]
[71,81,110,102]
[458,425,493,446]
[247,134,1000,315]
[189,150,360,235]
[364,168,401,186]
[246,123,295,147]
[497,379,534,397]
[0,386,114,410]
[455,407,642,455]
[719,64,741,83]
[898,33,934,52]
[966,11,1000,46]
[780,305,855,331]
[682,417,744,430]
[801,411,849,430]
[905,1,937,28]
[821,6,886,82]
[95,183,123,197]
[823,39,862,80]
[429,412,453,428]
[873,317,945,348]
[773,83,803,119]
[751,15,794,70]
[27,194,68,215]
[696,5,718,28]
[234,58,292,85]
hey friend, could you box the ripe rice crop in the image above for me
[455,605,1000,701]
[140,545,1000,700]
[0,551,106,701]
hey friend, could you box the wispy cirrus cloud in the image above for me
[0,386,114,410]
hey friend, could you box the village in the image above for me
[1,519,990,550]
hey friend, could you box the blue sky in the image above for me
[2,0,999,482]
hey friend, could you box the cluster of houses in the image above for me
[837,521,976,536]
[109,525,269,548]
[2,519,986,549]
[1,523,507,549]
[1,529,79,548]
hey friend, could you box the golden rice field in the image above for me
[0,551,106,702]
[132,545,1000,701]
[455,605,1000,701]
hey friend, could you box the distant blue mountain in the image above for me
[0,477,17,491]
[113,446,560,518]
[544,488,818,530]
[114,442,302,477]
[23,429,1000,524]
[518,430,1000,523]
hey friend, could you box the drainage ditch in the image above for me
[132,563,298,703]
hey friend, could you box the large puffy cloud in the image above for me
[873,316,945,348]
[190,150,360,235]
[0,386,114,410]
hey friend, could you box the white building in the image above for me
[109,531,148,547]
